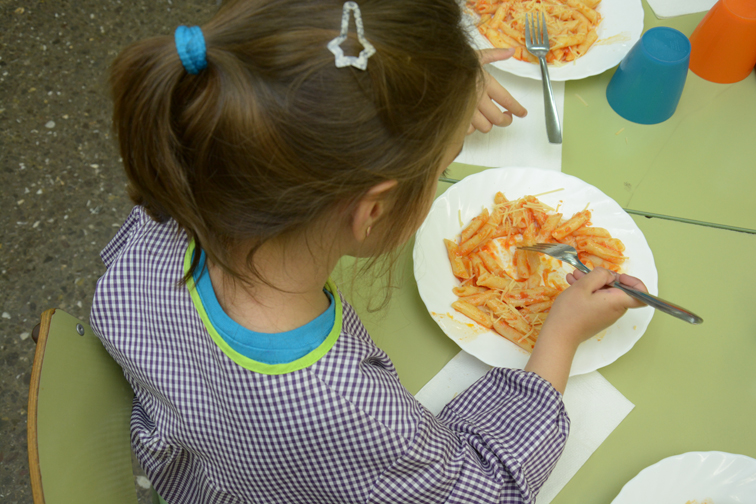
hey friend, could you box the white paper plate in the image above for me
[612,452,756,504]
[463,0,645,81]
[413,167,657,376]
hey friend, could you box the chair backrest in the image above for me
[27,308,139,504]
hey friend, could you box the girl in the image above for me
[91,1,647,503]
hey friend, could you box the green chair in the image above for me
[27,308,140,504]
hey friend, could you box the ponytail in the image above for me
[110,36,191,224]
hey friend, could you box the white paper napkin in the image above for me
[414,351,492,415]
[455,65,564,172]
[415,351,635,504]
[646,0,716,19]
[535,371,634,503]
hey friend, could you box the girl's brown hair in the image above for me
[110,0,481,288]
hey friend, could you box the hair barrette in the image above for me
[175,25,207,74]
[327,2,376,71]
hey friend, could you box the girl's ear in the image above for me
[351,180,398,242]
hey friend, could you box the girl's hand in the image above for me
[525,268,648,393]
[552,268,648,346]
[469,48,528,134]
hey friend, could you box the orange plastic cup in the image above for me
[689,0,756,84]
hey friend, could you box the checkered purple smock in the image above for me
[90,207,570,504]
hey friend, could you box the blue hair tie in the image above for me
[175,26,207,74]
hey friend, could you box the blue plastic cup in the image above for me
[606,27,691,125]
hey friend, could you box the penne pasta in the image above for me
[459,225,494,256]
[469,252,489,278]
[578,239,625,264]
[444,191,626,353]
[536,213,563,243]
[572,226,610,237]
[444,239,469,279]
[477,272,515,290]
[452,285,488,297]
[486,299,531,334]
[468,0,603,64]
[458,290,498,306]
[513,249,532,279]
[520,300,552,315]
[478,248,505,276]
[459,208,489,244]
[452,300,493,328]
[552,210,591,240]
[493,319,535,351]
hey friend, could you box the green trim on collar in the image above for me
[184,241,342,375]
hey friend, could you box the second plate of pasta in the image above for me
[413,167,657,376]
[462,0,644,81]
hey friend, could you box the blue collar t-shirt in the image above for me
[185,243,341,375]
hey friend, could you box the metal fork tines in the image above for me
[519,243,586,271]
[524,12,562,144]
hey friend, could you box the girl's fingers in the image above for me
[469,59,528,134]
[577,268,620,293]
[617,273,648,293]
[478,96,514,128]
[478,47,516,65]
[567,269,587,284]
[470,109,493,133]
[567,269,648,309]
[483,73,528,118]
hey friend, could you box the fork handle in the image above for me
[537,56,562,144]
[610,282,703,325]
[571,261,703,324]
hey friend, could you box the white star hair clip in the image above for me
[327,2,376,71]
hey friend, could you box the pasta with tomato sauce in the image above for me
[467,0,603,64]
[445,191,625,352]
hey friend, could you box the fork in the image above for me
[524,12,562,144]
[518,243,703,324]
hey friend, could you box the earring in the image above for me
[365,226,372,238]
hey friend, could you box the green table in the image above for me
[338,1,756,502]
